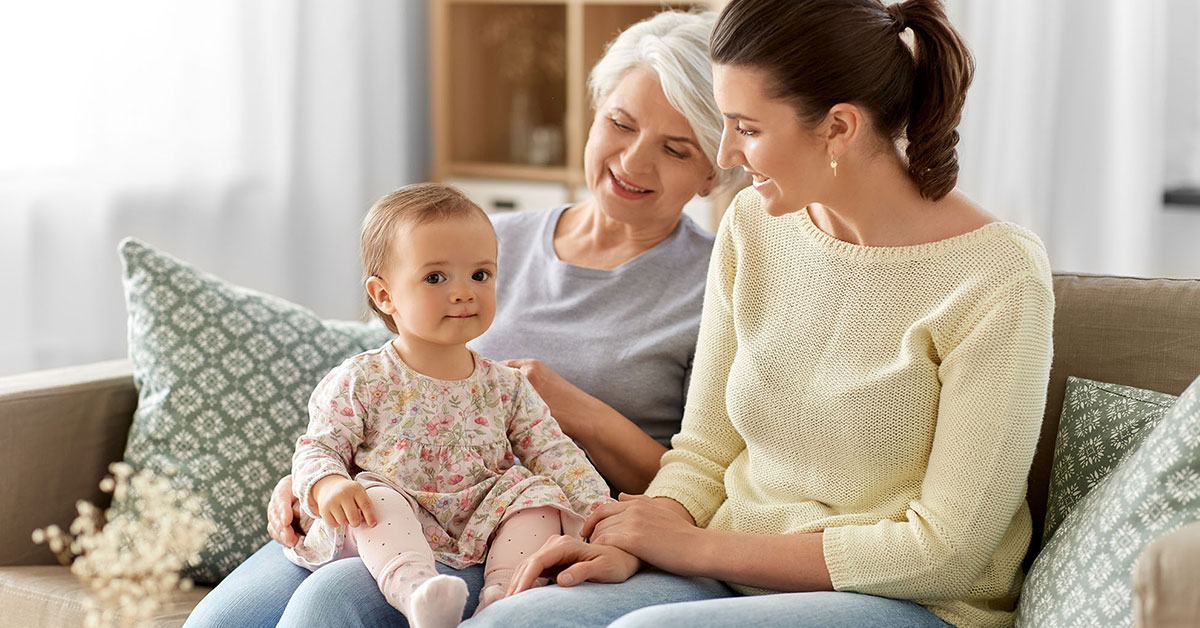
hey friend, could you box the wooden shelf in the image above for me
[446,162,575,184]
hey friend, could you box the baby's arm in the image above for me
[506,373,612,521]
[293,364,374,526]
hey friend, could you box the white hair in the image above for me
[589,10,738,195]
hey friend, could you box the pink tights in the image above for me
[351,486,561,628]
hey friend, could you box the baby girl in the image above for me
[283,183,609,628]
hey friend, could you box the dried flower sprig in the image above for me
[32,462,216,628]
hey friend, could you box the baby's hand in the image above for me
[311,476,377,528]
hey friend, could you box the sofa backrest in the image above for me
[1027,273,1200,562]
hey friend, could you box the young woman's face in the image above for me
[584,67,714,229]
[377,216,497,348]
[713,64,829,217]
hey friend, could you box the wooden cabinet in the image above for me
[430,0,728,225]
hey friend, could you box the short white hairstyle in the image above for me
[589,10,738,195]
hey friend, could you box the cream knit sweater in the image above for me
[646,189,1054,628]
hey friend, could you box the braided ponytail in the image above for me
[892,0,974,200]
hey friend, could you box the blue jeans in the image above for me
[183,541,484,628]
[462,571,951,628]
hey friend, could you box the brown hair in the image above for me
[360,183,489,332]
[711,0,974,201]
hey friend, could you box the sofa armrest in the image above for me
[0,360,137,566]
[1134,521,1200,628]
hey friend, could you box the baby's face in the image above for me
[381,215,498,348]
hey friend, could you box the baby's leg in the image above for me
[475,506,562,614]
[352,486,467,628]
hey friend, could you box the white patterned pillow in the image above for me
[1015,373,1200,627]
[1043,377,1177,546]
[119,238,393,584]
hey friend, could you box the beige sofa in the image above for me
[2,273,1199,627]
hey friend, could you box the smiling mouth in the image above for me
[745,168,771,189]
[609,169,652,195]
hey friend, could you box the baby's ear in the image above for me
[365,276,394,313]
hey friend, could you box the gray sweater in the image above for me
[470,205,714,446]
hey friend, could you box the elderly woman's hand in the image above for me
[266,474,305,549]
[583,493,701,575]
[507,534,643,596]
[502,358,601,441]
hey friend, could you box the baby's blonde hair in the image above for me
[361,183,490,332]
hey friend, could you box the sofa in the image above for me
[1,272,1199,627]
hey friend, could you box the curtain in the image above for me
[946,0,1168,277]
[0,0,429,375]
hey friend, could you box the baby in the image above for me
[284,183,610,628]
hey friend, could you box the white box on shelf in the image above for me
[447,177,571,215]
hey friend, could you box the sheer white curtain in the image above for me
[946,0,1167,276]
[0,0,429,375]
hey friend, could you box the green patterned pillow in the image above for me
[119,238,393,584]
[1015,373,1200,627]
[1043,377,1177,545]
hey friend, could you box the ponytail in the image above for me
[892,0,974,200]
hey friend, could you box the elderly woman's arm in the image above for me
[503,358,666,495]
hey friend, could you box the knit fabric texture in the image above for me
[646,189,1055,628]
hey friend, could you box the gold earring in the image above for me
[830,155,838,177]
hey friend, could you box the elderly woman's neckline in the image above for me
[551,201,682,270]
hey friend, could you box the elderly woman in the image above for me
[183,10,736,628]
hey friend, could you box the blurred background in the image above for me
[1,0,1198,377]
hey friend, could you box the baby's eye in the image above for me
[424,272,446,284]
[472,270,492,282]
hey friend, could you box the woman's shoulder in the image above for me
[489,205,565,238]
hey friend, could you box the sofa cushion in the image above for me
[0,360,136,567]
[1015,373,1200,627]
[1029,274,1200,558]
[1042,376,1177,546]
[119,238,392,584]
[0,565,210,628]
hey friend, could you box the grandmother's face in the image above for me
[584,68,714,229]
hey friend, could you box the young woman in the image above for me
[473,1,1054,627]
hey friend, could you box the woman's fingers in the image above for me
[507,536,584,595]
[580,500,628,538]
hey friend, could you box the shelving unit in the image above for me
[430,0,729,225]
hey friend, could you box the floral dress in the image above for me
[285,342,610,570]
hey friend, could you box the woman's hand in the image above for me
[502,359,599,442]
[583,494,701,576]
[267,475,305,548]
[507,534,643,596]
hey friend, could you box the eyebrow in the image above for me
[723,112,759,123]
[420,260,496,269]
[611,107,700,148]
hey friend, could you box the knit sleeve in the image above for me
[645,205,747,527]
[292,363,364,519]
[822,270,1054,600]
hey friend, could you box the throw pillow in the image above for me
[1015,373,1200,627]
[119,238,393,584]
[1042,377,1177,545]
